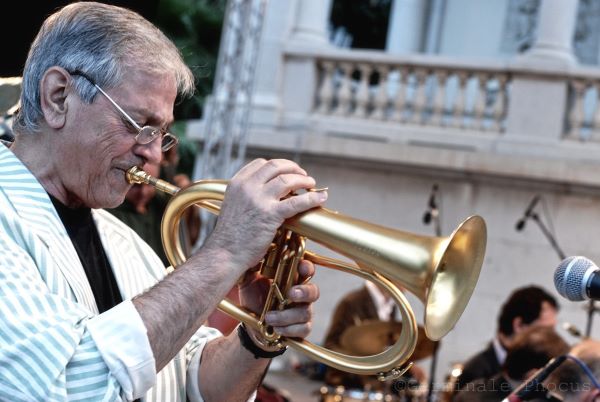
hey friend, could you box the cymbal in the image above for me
[339,319,437,361]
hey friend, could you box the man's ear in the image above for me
[512,316,524,334]
[40,67,72,129]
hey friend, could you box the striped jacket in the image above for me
[0,144,221,401]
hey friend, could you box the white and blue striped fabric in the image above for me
[0,144,221,401]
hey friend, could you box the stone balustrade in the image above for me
[313,51,510,134]
[278,47,600,158]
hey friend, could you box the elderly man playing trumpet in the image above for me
[0,2,326,401]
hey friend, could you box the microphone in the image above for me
[423,184,438,225]
[503,355,567,402]
[554,256,600,301]
[515,195,540,231]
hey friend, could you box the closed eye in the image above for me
[121,116,140,133]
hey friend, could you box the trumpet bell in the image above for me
[286,209,486,341]
[424,215,486,340]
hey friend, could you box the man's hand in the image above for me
[239,260,319,340]
[204,159,328,278]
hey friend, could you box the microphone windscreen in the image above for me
[554,256,598,301]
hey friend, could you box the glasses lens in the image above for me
[136,126,160,145]
[161,133,178,152]
[135,126,178,151]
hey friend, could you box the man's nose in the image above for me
[133,138,162,165]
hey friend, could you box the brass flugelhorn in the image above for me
[126,166,487,380]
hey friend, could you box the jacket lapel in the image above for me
[93,209,165,300]
[0,144,98,313]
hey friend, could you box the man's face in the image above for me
[59,69,176,208]
[514,301,558,336]
[532,301,558,328]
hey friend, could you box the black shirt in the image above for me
[50,195,123,313]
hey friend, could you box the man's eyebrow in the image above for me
[127,106,173,127]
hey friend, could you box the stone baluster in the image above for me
[566,80,587,140]
[452,71,469,128]
[430,69,448,127]
[371,66,390,120]
[333,62,353,116]
[473,73,489,130]
[316,61,335,114]
[410,68,428,124]
[492,75,508,132]
[391,66,410,122]
[591,82,600,142]
[354,63,373,118]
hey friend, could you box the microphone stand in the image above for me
[524,209,597,337]
[528,212,566,261]
[531,212,597,337]
[584,300,598,338]
[423,184,441,402]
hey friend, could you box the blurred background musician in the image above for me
[550,339,600,402]
[454,326,568,402]
[453,285,559,398]
[322,280,432,396]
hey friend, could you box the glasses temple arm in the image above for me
[92,84,142,131]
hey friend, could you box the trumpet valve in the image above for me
[377,361,414,382]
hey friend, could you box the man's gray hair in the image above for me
[13,1,195,133]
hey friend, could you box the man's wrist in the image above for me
[237,324,287,359]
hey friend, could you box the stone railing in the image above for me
[278,47,600,156]
[313,51,510,133]
[565,67,600,142]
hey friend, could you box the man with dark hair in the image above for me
[454,326,569,402]
[453,285,559,396]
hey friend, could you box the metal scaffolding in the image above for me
[191,0,266,247]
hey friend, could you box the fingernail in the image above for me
[291,289,302,299]
[318,192,328,202]
[265,312,276,322]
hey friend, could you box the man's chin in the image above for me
[100,191,129,209]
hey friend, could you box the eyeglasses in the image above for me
[68,70,178,152]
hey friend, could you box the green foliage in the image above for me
[154,0,227,119]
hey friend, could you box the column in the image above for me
[386,0,428,54]
[503,0,579,145]
[524,0,578,65]
[289,0,333,46]
[251,1,297,126]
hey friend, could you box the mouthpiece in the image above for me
[125,166,180,195]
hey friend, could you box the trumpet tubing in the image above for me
[126,166,487,380]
